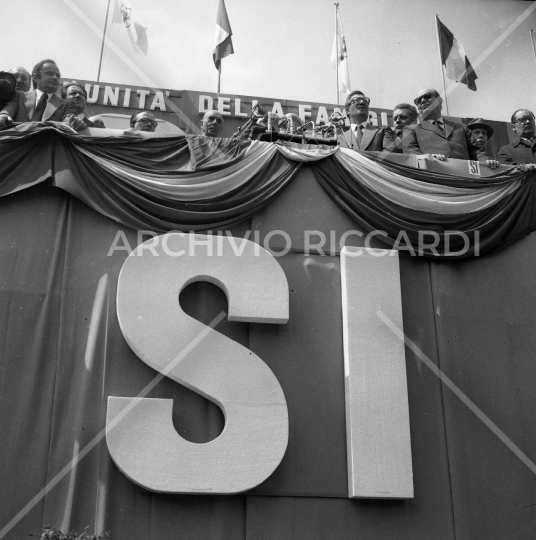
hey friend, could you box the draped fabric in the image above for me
[3,178,536,540]
[312,149,536,257]
[4,128,536,540]
[0,122,534,257]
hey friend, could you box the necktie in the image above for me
[32,93,48,122]
[355,124,363,149]
[433,120,444,133]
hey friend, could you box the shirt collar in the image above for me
[518,137,535,147]
[35,89,55,101]
[351,120,369,130]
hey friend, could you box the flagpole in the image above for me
[530,29,536,68]
[435,15,450,117]
[218,65,221,94]
[335,3,339,104]
[97,0,112,82]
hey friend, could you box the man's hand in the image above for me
[485,159,499,169]
[64,115,86,132]
[430,154,446,161]
[517,163,536,172]
[0,114,13,128]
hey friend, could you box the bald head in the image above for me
[511,109,535,139]
[200,110,224,137]
[413,88,442,120]
[9,66,30,92]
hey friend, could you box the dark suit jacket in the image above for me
[392,135,404,153]
[402,119,487,161]
[497,138,536,165]
[0,90,76,122]
[337,125,396,152]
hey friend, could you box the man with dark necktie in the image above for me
[0,59,83,130]
[337,90,395,152]
[498,110,536,171]
[402,87,497,169]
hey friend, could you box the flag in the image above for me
[112,0,148,56]
[331,5,351,95]
[213,0,234,70]
[436,16,477,91]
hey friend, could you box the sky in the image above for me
[1,0,536,121]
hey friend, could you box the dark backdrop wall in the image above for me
[1,172,536,540]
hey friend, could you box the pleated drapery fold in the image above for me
[0,123,533,257]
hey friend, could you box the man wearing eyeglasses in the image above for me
[337,91,395,152]
[498,110,536,171]
[402,88,497,168]
[130,110,158,132]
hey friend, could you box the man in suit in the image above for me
[0,59,84,130]
[498,109,536,171]
[200,110,224,137]
[61,81,106,129]
[337,91,395,152]
[402,88,498,169]
[392,103,418,152]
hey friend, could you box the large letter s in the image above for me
[106,233,289,493]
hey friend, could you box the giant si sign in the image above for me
[106,233,413,499]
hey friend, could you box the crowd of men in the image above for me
[0,59,535,170]
[339,89,536,171]
[0,58,222,138]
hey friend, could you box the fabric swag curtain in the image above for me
[0,122,533,258]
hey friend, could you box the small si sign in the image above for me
[468,160,481,176]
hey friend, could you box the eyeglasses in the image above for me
[137,117,157,127]
[513,116,535,125]
[348,96,370,105]
[414,92,438,105]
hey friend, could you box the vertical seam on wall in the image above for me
[94,274,111,534]
[428,260,458,540]
[42,194,71,530]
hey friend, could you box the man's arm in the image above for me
[0,91,20,127]
[60,99,79,122]
[381,126,396,152]
[497,146,517,166]
[400,126,424,155]
[60,100,87,132]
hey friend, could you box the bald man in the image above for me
[9,66,30,92]
[403,87,497,168]
[200,110,224,137]
[498,109,536,171]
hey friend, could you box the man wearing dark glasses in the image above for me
[402,88,497,168]
[498,110,536,171]
[337,90,395,152]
